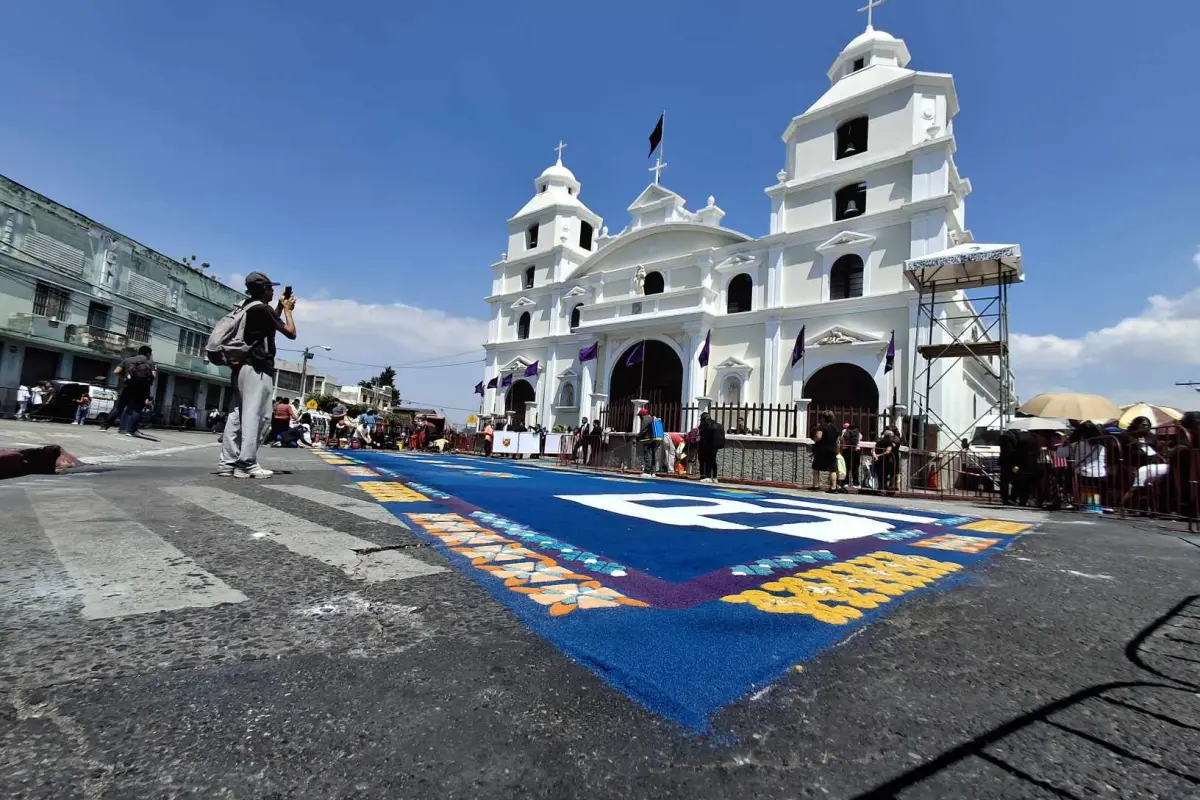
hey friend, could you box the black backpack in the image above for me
[128,358,155,385]
[712,422,726,449]
[846,429,861,447]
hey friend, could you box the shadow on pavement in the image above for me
[854,596,1200,799]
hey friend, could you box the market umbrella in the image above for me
[1018,392,1121,422]
[1117,402,1182,429]
[1006,416,1070,432]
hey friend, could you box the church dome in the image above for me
[538,162,577,183]
[840,26,897,54]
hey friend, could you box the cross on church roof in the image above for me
[554,140,567,164]
[649,157,668,185]
[857,0,885,29]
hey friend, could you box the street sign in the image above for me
[305,400,318,410]
[467,414,478,425]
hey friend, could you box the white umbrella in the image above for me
[1006,416,1070,432]
[904,243,1023,291]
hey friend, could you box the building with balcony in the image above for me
[272,358,338,406]
[0,173,246,418]
[335,383,394,412]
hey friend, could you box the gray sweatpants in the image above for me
[219,366,274,469]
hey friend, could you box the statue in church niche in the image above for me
[633,265,646,295]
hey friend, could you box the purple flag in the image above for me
[500,373,513,389]
[474,381,484,396]
[524,361,539,377]
[697,330,711,368]
[884,330,896,374]
[625,340,644,367]
[486,376,498,389]
[579,341,598,362]
[789,325,806,368]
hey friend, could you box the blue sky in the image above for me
[3,0,1198,416]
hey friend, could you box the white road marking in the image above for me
[166,487,445,583]
[79,441,220,465]
[265,485,411,528]
[27,488,247,620]
[1060,569,1116,581]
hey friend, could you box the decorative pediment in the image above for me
[715,251,760,272]
[556,366,578,379]
[816,230,877,254]
[714,356,751,371]
[510,296,537,309]
[501,356,534,372]
[808,325,886,347]
[627,182,684,212]
[562,285,587,299]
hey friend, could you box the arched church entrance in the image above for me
[606,339,683,432]
[803,363,881,438]
[504,378,536,423]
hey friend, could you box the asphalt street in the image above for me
[1,445,1197,799]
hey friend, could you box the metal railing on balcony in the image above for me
[65,325,130,356]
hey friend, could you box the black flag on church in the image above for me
[648,113,664,157]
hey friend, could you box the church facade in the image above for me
[481,24,1005,443]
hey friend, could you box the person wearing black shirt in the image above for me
[810,410,840,492]
[217,272,297,478]
[105,346,157,435]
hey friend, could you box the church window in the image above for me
[834,182,866,221]
[517,311,531,340]
[853,57,865,71]
[643,271,664,295]
[721,375,742,405]
[579,221,594,250]
[526,224,539,250]
[829,254,864,300]
[568,187,574,195]
[835,116,868,159]
[570,303,582,330]
[727,273,753,314]
[524,266,535,289]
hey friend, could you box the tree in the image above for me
[310,393,342,413]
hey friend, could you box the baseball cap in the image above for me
[245,271,280,291]
[637,408,649,416]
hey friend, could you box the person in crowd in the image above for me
[636,408,664,477]
[15,383,30,420]
[870,427,899,492]
[589,418,604,466]
[840,422,862,488]
[330,402,347,435]
[1061,421,1108,507]
[574,417,590,464]
[354,415,374,449]
[28,382,46,421]
[808,410,840,492]
[275,412,315,448]
[217,272,297,478]
[1162,411,1200,526]
[108,346,156,435]
[270,397,297,443]
[483,420,494,456]
[73,389,91,425]
[697,411,725,484]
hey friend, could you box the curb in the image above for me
[0,445,79,481]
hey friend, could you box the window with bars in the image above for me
[177,328,206,357]
[126,312,153,343]
[276,371,302,392]
[33,282,70,319]
[87,302,111,330]
[830,254,865,300]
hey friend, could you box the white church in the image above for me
[480,19,1012,443]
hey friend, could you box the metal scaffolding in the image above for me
[904,243,1024,456]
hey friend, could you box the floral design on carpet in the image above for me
[340,466,379,477]
[406,513,647,616]
[956,520,1030,535]
[356,482,430,503]
[470,511,630,577]
[722,552,961,624]
[910,534,1001,554]
[729,549,837,577]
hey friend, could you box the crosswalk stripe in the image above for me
[165,486,446,583]
[27,488,248,620]
[264,485,411,528]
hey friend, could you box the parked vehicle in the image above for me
[41,381,117,425]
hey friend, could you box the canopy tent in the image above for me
[905,243,1024,291]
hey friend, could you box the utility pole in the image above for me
[298,344,332,406]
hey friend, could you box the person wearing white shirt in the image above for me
[29,383,45,420]
[15,384,30,419]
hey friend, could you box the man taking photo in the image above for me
[218,272,297,478]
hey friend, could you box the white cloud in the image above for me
[1193,245,1200,270]
[289,295,488,419]
[1013,264,1200,409]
